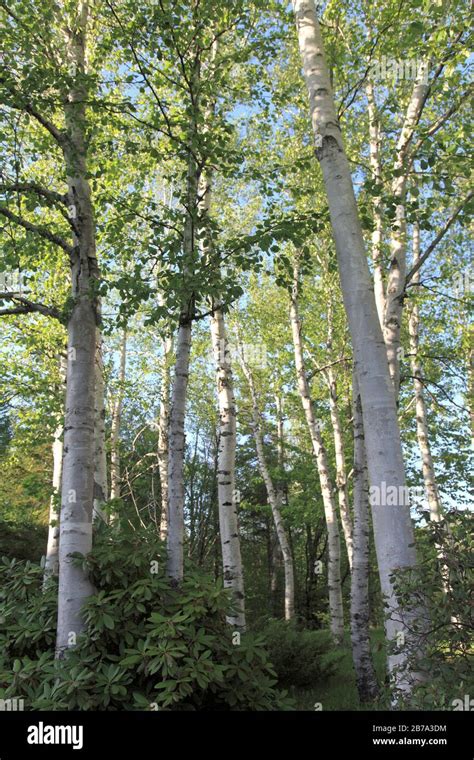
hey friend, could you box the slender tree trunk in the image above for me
[44,354,67,584]
[166,36,205,581]
[56,0,98,656]
[289,280,344,639]
[198,93,246,625]
[326,303,353,569]
[274,393,287,518]
[272,394,286,613]
[239,347,295,621]
[292,0,423,688]
[93,329,107,522]
[167,316,192,582]
[44,424,63,581]
[366,81,385,327]
[326,368,353,569]
[166,152,198,580]
[408,225,443,522]
[383,72,429,396]
[350,369,379,702]
[408,225,450,597]
[110,328,127,501]
[211,309,246,629]
[158,321,172,542]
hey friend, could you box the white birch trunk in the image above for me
[167,318,192,582]
[239,349,295,621]
[350,369,379,702]
[158,322,172,542]
[289,284,343,639]
[383,71,430,396]
[408,225,450,598]
[166,145,197,580]
[44,354,67,584]
[326,305,353,568]
[198,107,246,626]
[110,328,127,501]
[44,424,63,582]
[56,0,97,656]
[408,225,443,522]
[274,394,288,552]
[292,0,423,688]
[211,309,246,629]
[366,81,385,327]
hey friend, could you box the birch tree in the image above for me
[289,270,343,640]
[292,0,423,686]
[350,369,379,702]
[325,300,353,569]
[0,0,100,655]
[158,326,172,542]
[239,343,295,621]
[43,354,67,583]
[56,0,99,655]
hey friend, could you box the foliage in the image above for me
[0,527,292,711]
[390,513,474,709]
[260,619,342,690]
[0,520,47,563]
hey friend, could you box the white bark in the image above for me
[93,330,107,522]
[56,0,97,656]
[366,81,385,328]
[166,147,197,580]
[44,426,63,581]
[167,317,192,582]
[408,226,450,599]
[350,369,379,702]
[44,354,67,584]
[158,321,172,542]
[211,309,246,629]
[383,70,430,396]
[274,394,288,553]
[293,0,423,688]
[110,328,127,501]
[326,304,353,569]
[289,282,343,639]
[199,112,246,627]
[239,348,295,621]
[408,225,443,523]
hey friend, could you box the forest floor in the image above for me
[294,629,386,710]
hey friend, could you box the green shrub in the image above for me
[0,527,292,711]
[261,619,341,689]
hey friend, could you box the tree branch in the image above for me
[0,206,74,257]
[0,293,63,321]
[405,190,473,286]
[0,182,68,207]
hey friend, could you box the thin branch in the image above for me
[2,81,67,147]
[0,206,74,257]
[0,293,62,321]
[405,190,473,286]
[409,86,474,160]
[0,182,67,207]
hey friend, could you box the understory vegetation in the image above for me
[0,0,472,712]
